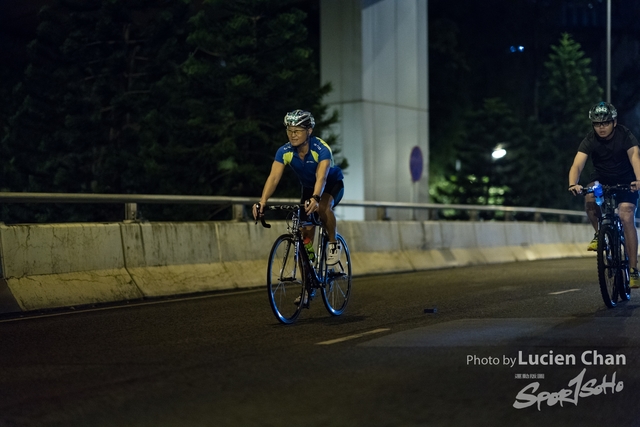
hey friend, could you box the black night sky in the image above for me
[2,0,638,114]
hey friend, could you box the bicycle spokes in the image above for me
[321,235,352,316]
[267,235,304,324]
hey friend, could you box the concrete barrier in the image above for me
[0,220,599,314]
[121,222,281,297]
[339,221,597,276]
[0,223,142,312]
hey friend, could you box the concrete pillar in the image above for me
[321,0,429,220]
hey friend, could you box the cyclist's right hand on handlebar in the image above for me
[568,184,583,196]
[252,202,264,221]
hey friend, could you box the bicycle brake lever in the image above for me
[253,203,270,227]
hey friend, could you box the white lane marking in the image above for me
[549,289,581,295]
[316,328,391,345]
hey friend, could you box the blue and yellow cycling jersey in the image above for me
[275,136,344,188]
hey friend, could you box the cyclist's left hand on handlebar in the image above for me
[568,184,583,195]
[631,181,640,192]
[305,198,318,215]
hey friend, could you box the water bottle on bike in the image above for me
[303,237,315,262]
[593,181,604,206]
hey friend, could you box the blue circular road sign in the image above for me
[409,146,423,182]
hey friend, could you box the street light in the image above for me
[492,145,507,160]
[607,0,611,102]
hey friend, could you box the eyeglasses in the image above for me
[592,120,613,128]
[286,128,307,136]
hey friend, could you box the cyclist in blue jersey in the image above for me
[568,102,640,287]
[253,109,345,266]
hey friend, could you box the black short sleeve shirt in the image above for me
[578,124,639,184]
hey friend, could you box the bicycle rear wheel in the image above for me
[321,234,352,316]
[597,226,619,308]
[267,235,304,324]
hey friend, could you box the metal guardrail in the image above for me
[0,191,588,223]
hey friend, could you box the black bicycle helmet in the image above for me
[283,109,315,129]
[589,102,617,122]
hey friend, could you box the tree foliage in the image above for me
[539,33,602,153]
[1,0,337,223]
[537,33,602,209]
[140,0,337,220]
[428,17,470,178]
[431,98,525,216]
[432,33,603,213]
[2,0,192,222]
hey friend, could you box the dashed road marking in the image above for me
[549,289,581,295]
[316,328,391,345]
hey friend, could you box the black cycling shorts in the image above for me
[615,189,639,206]
[300,180,344,222]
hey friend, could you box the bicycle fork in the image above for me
[298,237,321,309]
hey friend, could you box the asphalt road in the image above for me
[1,257,639,427]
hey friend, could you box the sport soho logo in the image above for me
[467,350,626,411]
[512,350,625,411]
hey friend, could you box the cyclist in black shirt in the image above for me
[568,102,640,287]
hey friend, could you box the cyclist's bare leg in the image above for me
[302,226,315,242]
[318,194,337,242]
[618,202,638,270]
[585,193,600,232]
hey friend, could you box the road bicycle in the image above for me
[582,183,631,308]
[256,203,352,324]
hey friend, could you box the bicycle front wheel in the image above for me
[321,234,352,316]
[618,231,631,302]
[267,235,304,324]
[597,226,619,308]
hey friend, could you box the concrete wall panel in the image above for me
[0,223,140,311]
[8,269,141,311]
[1,223,124,277]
